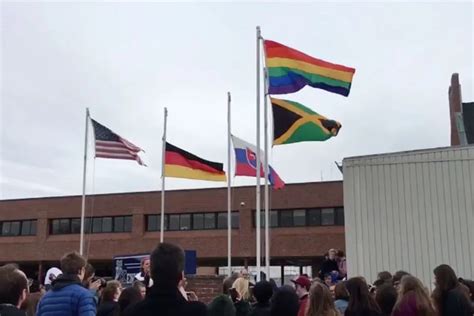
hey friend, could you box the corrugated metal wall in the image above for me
[343,146,474,288]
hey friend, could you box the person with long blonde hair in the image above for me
[392,275,436,316]
[231,277,251,316]
[305,282,339,316]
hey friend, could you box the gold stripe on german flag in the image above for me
[164,142,226,182]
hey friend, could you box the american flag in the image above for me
[91,118,146,166]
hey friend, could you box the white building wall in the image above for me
[343,146,474,287]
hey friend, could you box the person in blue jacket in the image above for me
[37,252,96,316]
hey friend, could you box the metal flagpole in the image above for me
[263,66,270,279]
[227,92,232,276]
[256,26,262,282]
[160,107,168,243]
[80,108,90,256]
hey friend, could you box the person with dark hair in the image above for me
[344,277,382,316]
[117,287,142,316]
[270,286,299,316]
[249,281,273,316]
[37,252,95,316]
[391,275,435,316]
[290,275,311,316]
[432,264,472,316]
[374,284,397,316]
[392,271,410,290]
[306,282,339,316]
[336,250,347,279]
[0,264,29,316]
[376,271,392,284]
[458,278,474,311]
[132,281,146,299]
[82,263,102,305]
[334,282,349,314]
[97,280,122,316]
[208,294,236,316]
[124,242,207,316]
[319,249,340,279]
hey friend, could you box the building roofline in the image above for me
[0,180,342,202]
[343,144,473,162]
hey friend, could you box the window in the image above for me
[231,212,240,229]
[280,210,293,227]
[336,208,344,226]
[92,218,102,233]
[204,213,216,229]
[192,214,204,230]
[270,211,278,228]
[114,217,124,232]
[71,219,81,234]
[59,219,70,234]
[123,216,132,232]
[293,210,306,226]
[101,217,113,233]
[217,213,227,229]
[321,208,335,226]
[307,209,321,226]
[21,220,31,236]
[51,220,60,235]
[147,215,158,231]
[0,220,37,237]
[84,218,92,234]
[169,215,179,231]
[180,214,191,231]
[30,220,37,235]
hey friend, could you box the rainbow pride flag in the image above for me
[264,40,356,96]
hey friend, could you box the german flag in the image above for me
[164,142,226,182]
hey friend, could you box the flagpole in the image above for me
[256,25,262,282]
[79,108,90,256]
[160,107,168,243]
[263,66,270,279]
[227,92,232,277]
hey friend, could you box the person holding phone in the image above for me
[231,277,251,316]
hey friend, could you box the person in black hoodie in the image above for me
[97,281,122,316]
[249,281,273,316]
[319,249,340,279]
[432,264,472,316]
[124,242,207,316]
[0,264,28,316]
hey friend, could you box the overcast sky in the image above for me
[1,1,473,200]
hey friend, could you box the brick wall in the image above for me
[186,275,225,304]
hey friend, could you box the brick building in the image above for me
[0,181,344,281]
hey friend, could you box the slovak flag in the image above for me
[231,135,285,189]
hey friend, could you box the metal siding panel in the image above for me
[417,155,431,286]
[435,151,449,262]
[366,163,376,279]
[397,156,410,272]
[383,158,395,272]
[461,148,474,276]
[344,165,357,277]
[391,158,403,270]
[441,150,456,264]
[448,149,464,274]
[408,158,420,277]
[377,161,389,271]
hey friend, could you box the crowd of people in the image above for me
[0,243,473,316]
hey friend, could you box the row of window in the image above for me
[0,220,37,236]
[50,216,132,235]
[146,212,240,231]
[254,208,344,227]
[1,208,344,236]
